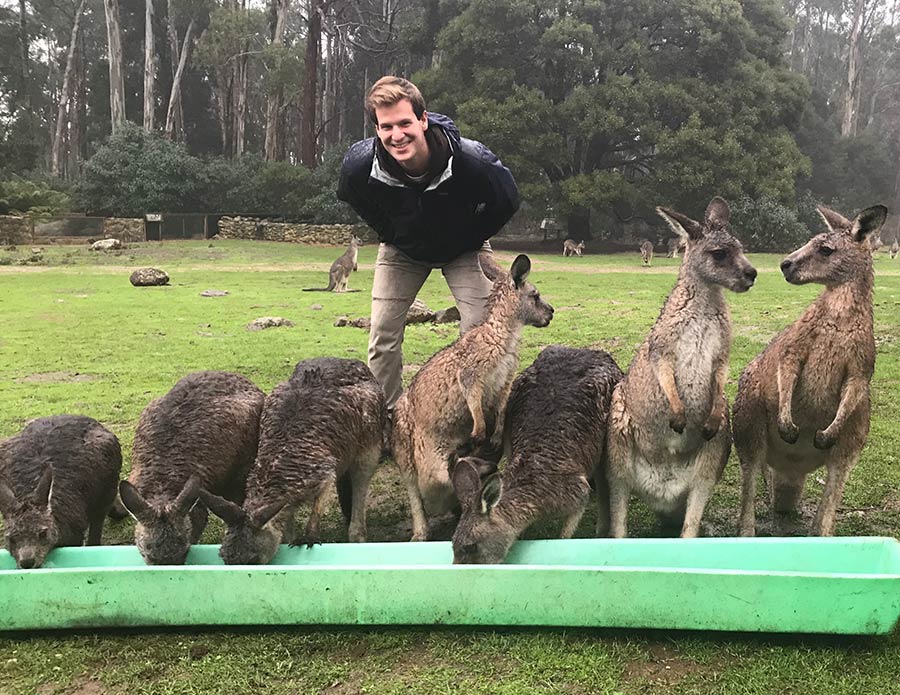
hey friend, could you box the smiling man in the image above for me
[338,76,520,410]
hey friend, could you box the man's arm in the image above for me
[337,144,392,240]
[467,142,520,241]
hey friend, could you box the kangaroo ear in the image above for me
[0,478,16,516]
[480,473,503,514]
[119,480,157,524]
[816,205,852,233]
[451,459,482,507]
[198,488,246,526]
[509,254,531,288]
[250,499,287,528]
[172,475,202,515]
[656,207,701,241]
[33,466,53,508]
[704,196,730,226]
[850,205,888,243]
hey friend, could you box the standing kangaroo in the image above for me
[733,205,886,537]
[392,255,554,541]
[303,236,361,293]
[667,237,685,258]
[606,197,757,538]
[640,240,654,266]
[562,239,585,257]
[890,238,899,259]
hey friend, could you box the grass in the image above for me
[1,240,899,694]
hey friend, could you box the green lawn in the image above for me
[1,240,899,694]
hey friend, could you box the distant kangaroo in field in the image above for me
[667,237,685,258]
[562,239,585,257]
[392,255,554,541]
[640,240,653,266]
[303,236,361,292]
[606,197,757,538]
[733,204,887,537]
[891,238,899,259]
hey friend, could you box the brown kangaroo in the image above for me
[392,255,554,541]
[562,239,585,257]
[640,240,654,266]
[302,236,361,292]
[733,204,887,537]
[606,197,757,538]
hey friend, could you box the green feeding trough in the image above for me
[1,536,899,634]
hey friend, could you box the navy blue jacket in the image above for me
[337,113,520,264]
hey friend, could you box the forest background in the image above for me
[1,0,899,250]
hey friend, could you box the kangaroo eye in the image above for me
[37,529,48,540]
[819,246,834,256]
[710,249,727,261]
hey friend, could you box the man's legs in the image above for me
[368,243,431,409]
[442,244,494,334]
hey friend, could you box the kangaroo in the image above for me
[201,358,385,564]
[667,237,685,259]
[606,197,756,538]
[392,255,554,541]
[0,416,122,569]
[733,205,886,537]
[303,236,361,292]
[118,371,265,565]
[451,346,623,564]
[640,240,654,266]
[562,239,585,257]
[890,238,899,259]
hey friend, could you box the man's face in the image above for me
[374,99,430,175]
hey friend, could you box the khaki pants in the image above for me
[368,242,494,409]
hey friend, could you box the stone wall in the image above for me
[0,215,32,245]
[103,217,145,243]
[216,217,374,245]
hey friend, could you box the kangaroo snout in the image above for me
[17,552,37,570]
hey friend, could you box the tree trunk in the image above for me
[166,5,184,140]
[103,0,127,132]
[234,53,248,156]
[70,31,85,175]
[264,0,290,161]
[300,0,321,167]
[165,19,195,139]
[842,0,865,137]
[143,0,156,132]
[52,0,88,178]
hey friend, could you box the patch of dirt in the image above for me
[17,372,96,384]
[36,677,118,695]
[622,642,709,687]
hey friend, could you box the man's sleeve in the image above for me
[470,144,520,241]
[337,149,392,240]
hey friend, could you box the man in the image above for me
[337,76,520,409]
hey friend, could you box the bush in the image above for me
[0,177,71,217]
[729,196,808,253]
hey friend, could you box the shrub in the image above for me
[729,196,808,253]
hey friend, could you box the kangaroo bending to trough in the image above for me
[451,346,623,564]
[0,415,122,569]
[392,255,554,541]
[201,358,386,564]
[733,204,887,536]
[303,236,361,292]
[606,197,757,538]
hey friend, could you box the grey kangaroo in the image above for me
[451,346,623,564]
[303,236,361,292]
[606,197,757,538]
[733,204,886,536]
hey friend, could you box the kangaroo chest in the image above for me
[674,315,726,409]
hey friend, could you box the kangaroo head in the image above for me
[576,241,585,254]
[509,255,554,327]
[656,196,757,293]
[450,456,516,564]
[200,489,285,565]
[350,235,362,248]
[780,205,887,288]
[0,466,59,569]
[119,476,201,565]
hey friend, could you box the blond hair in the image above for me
[365,76,426,125]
